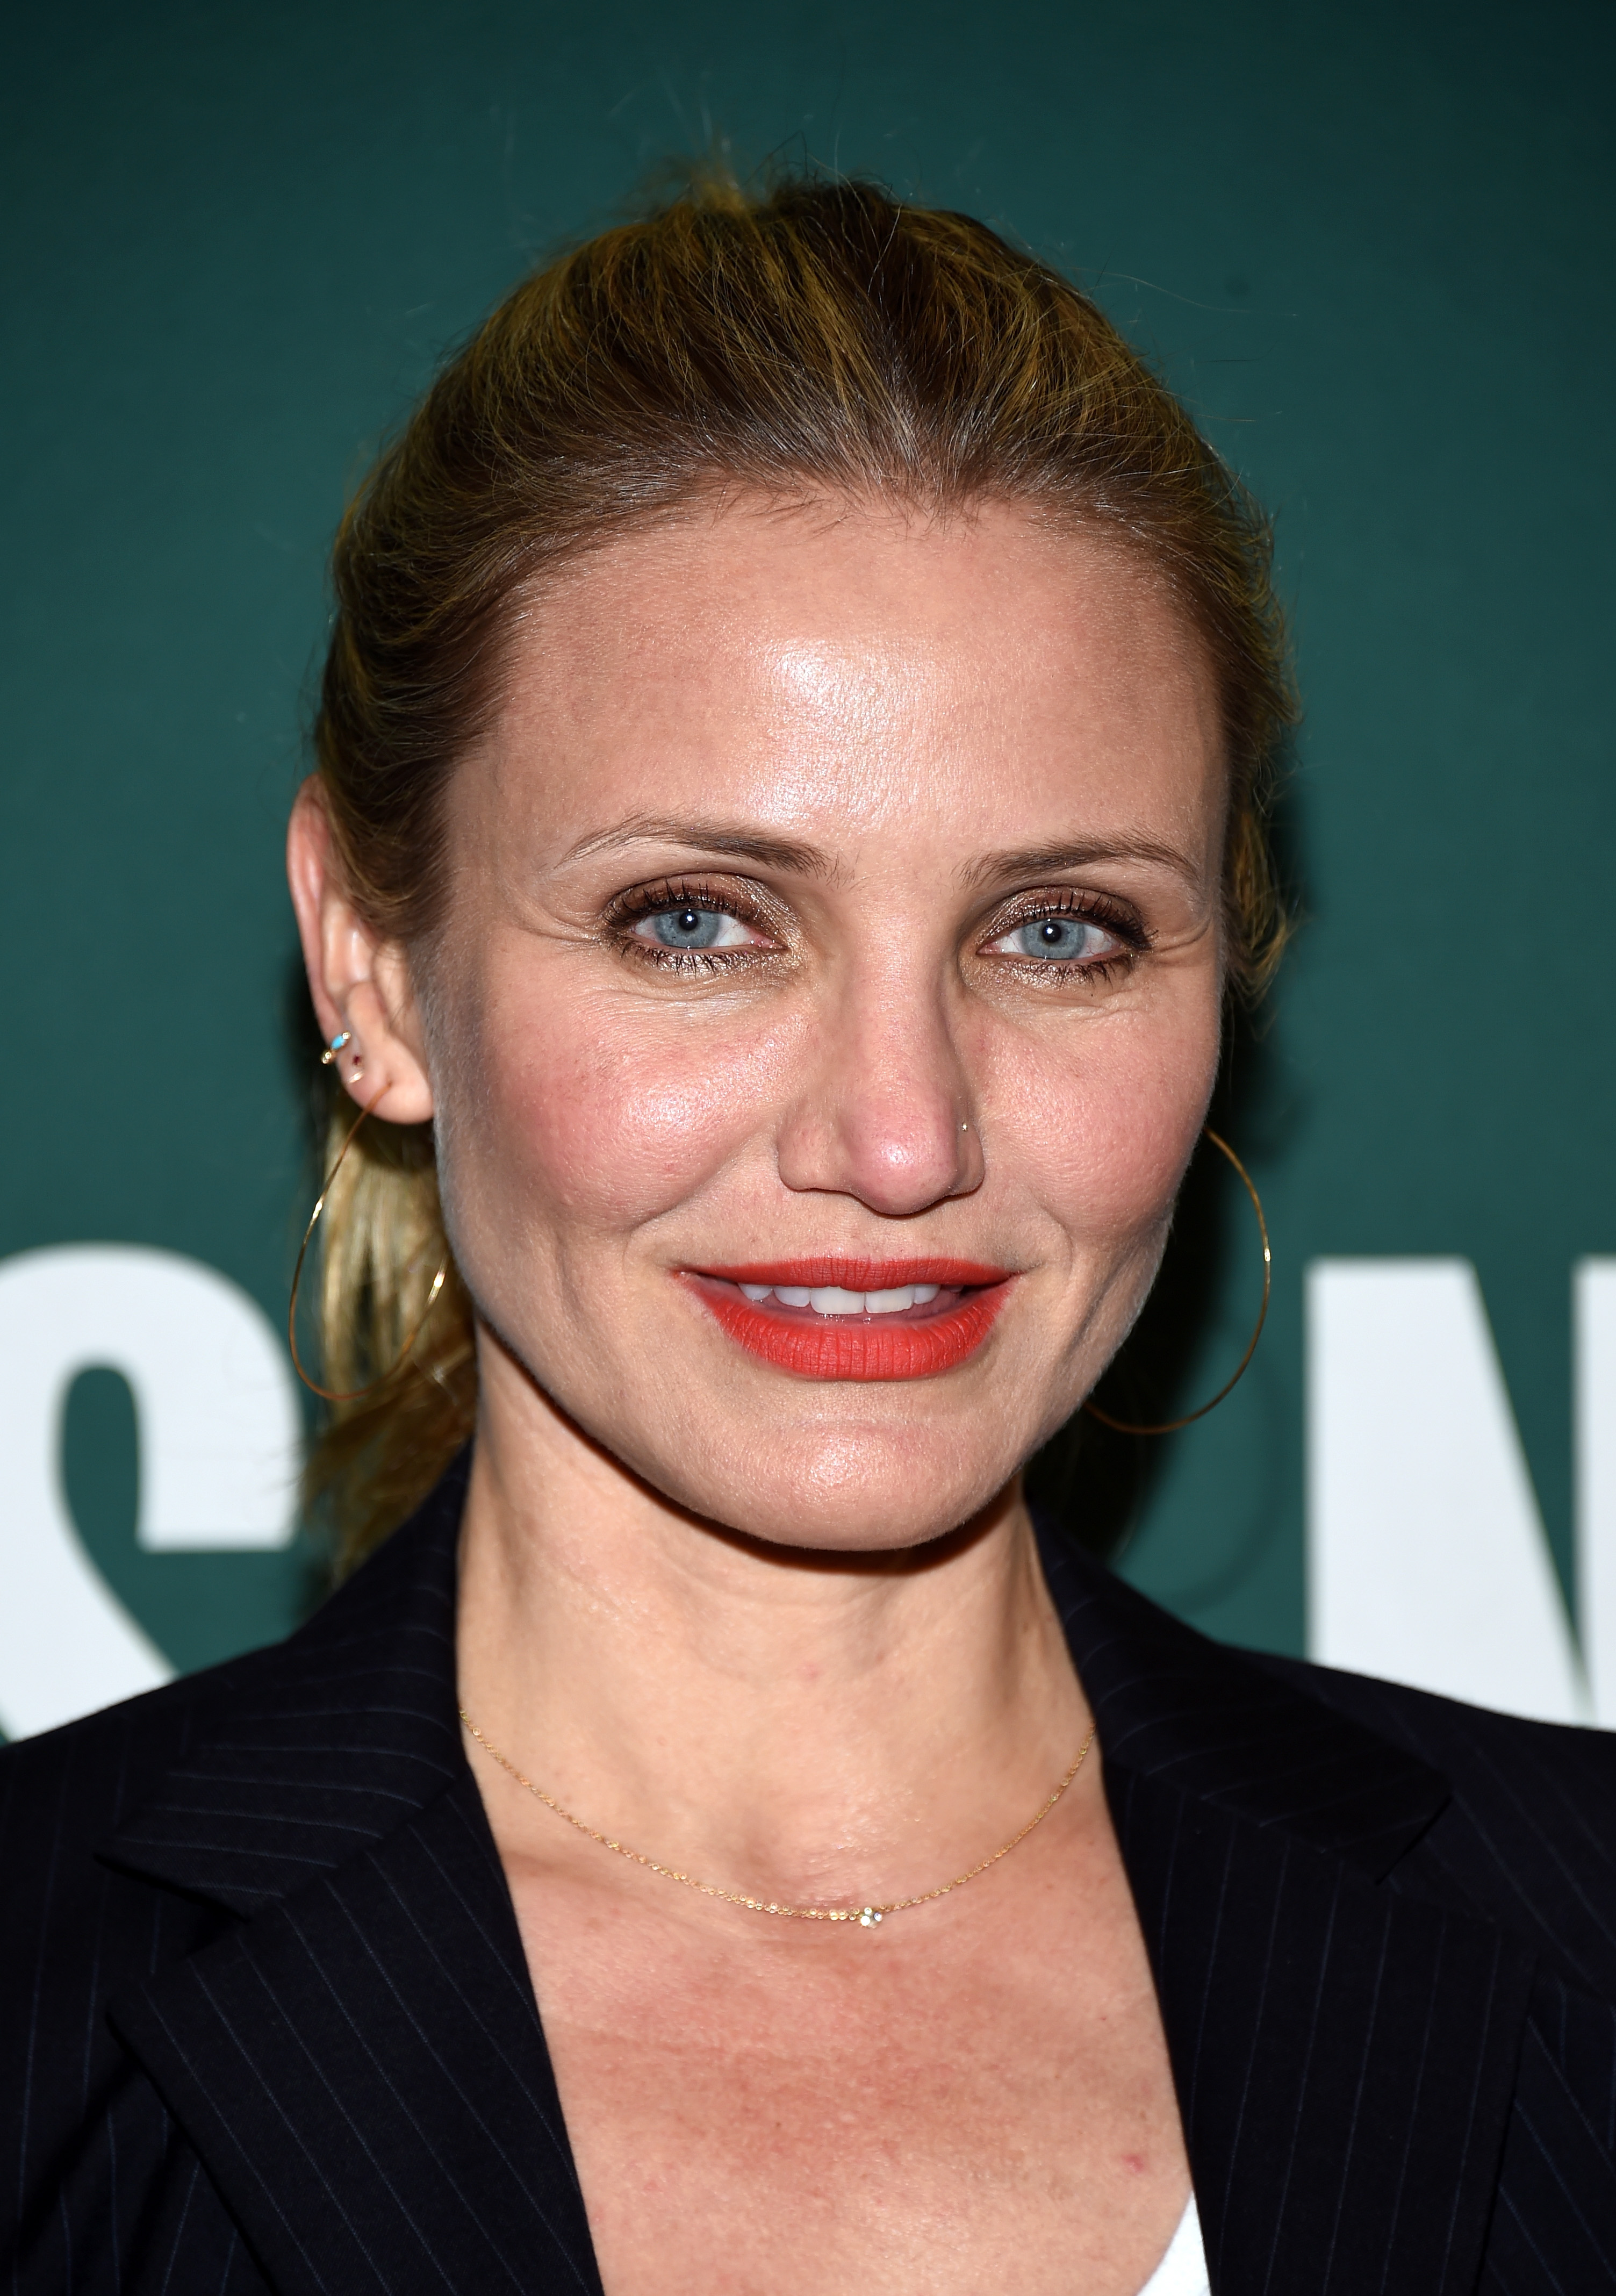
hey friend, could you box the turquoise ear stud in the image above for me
[320,1031,353,1067]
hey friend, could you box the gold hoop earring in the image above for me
[287,1088,449,1403]
[1082,1128,1272,1438]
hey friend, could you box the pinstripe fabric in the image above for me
[4,1454,1615,2293]
[2,1453,597,2296]
[1037,1539,1547,2295]
[1241,1650,1616,2293]
[110,1776,598,2296]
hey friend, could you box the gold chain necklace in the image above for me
[459,1706,1096,1929]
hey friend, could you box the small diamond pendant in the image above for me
[858,1906,882,1927]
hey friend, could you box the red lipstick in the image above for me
[684,1259,1013,1381]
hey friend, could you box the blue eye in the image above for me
[1009,916,1102,962]
[632,902,758,954]
[983,908,1131,970]
[649,905,725,949]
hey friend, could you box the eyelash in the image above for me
[605,878,778,975]
[603,879,1150,981]
[987,889,1151,985]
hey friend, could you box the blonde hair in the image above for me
[304,170,1295,1570]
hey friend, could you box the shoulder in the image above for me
[0,1486,465,2245]
[0,1471,459,1886]
[0,1640,283,1929]
[0,1641,277,1817]
[1247,1645,1616,1795]
[1,1467,464,1946]
[1047,1510,1616,1994]
[1247,1648,1616,1995]
[0,1646,289,2186]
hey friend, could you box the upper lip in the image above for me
[688,1258,1014,1289]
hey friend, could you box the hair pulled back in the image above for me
[306,170,1295,1567]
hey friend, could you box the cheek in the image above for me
[447,981,794,1240]
[993,1008,1218,1252]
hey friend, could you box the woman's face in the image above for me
[414,499,1226,1550]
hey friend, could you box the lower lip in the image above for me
[685,1273,1011,1381]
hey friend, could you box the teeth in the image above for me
[734,1281,946,1316]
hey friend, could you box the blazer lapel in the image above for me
[1040,1530,1538,2296]
[111,1768,600,2296]
[102,1457,602,2296]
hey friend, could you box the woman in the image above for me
[5,175,1616,2296]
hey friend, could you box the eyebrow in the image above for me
[958,836,1203,889]
[560,817,1201,889]
[561,814,840,878]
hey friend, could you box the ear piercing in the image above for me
[320,1030,363,1080]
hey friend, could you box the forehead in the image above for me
[479,498,1224,849]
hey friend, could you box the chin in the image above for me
[650,1417,1030,1556]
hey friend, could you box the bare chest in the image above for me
[507,1852,1189,2296]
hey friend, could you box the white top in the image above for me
[1135,2194,1210,2296]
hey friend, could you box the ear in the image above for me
[286,780,435,1125]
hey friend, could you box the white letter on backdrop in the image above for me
[1575,1259,1616,1728]
[0,1244,300,1740]
[1307,1258,1586,1725]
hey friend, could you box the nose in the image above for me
[773,963,985,1216]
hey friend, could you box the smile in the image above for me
[684,1260,1014,1381]
[738,1280,942,1314]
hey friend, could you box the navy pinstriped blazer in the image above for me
[6,1452,1616,2294]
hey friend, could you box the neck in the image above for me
[454,1365,1090,1911]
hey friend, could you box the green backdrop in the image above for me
[3,0,1612,1711]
